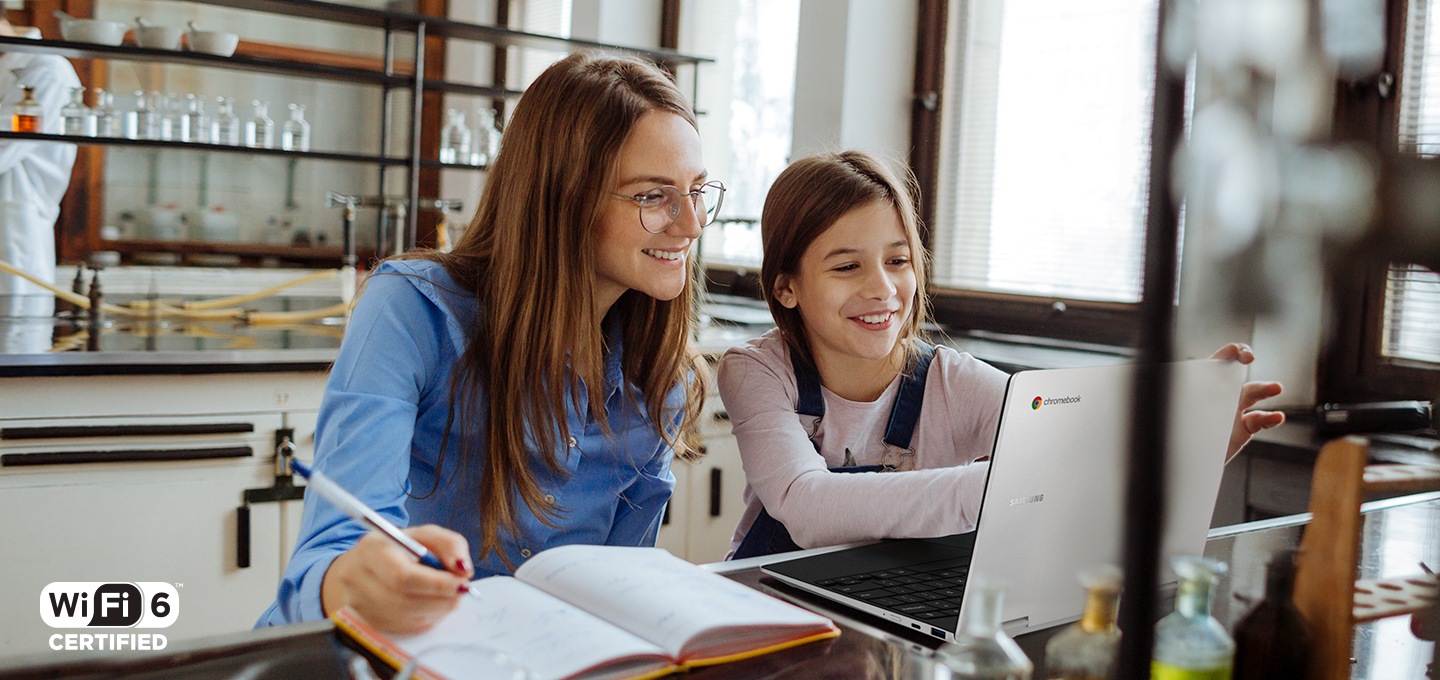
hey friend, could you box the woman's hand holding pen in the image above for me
[1210,343,1286,462]
[321,525,474,634]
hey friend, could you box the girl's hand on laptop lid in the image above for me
[1210,343,1286,462]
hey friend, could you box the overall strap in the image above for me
[882,341,936,451]
[791,347,826,418]
[790,341,937,449]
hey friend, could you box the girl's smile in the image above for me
[774,200,917,400]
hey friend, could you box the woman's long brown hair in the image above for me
[409,52,707,567]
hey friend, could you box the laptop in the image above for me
[760,359,1246,642]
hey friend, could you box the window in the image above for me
[681,0,800,269]
[919,0,1165,346]
[933,1,1159,305]
[1323,0,1440,400]
[509,0,573,87]
[1389,0,1440,367]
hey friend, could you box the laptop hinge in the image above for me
[1001,616,1030,634]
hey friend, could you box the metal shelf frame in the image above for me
[25,0,712,261]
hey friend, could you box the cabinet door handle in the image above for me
[1,423,255,440]
[709,468,722,517]
[237,505,252,569]
[0,446,253,467]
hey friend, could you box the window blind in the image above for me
[932,0,1159,303]
[510,0,572,88]
[1388,0,1440,365]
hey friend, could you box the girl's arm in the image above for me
[719,349,997,549]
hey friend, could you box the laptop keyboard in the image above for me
[811,557,970,625]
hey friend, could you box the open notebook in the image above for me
[334,545,839,680]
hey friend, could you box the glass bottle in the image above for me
[1044,566,1122,680]
[245,99,275,149]
[1152,556,1233,679]
[183,94,208,144]
[472,106,501,165]
[439,108,470,164]
[937,584,1033,679]
[1232,549,1310,680]
[158,92,181,141]
[212,97,240,146]
[61,86,94,137]
[12,85,42,133]
[92,89,121,138]
[127,90,161,140]
[281,103,311,152]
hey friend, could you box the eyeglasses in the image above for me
[608,181,726,234]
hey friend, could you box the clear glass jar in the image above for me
[245,99,275,149]
[126,90,161,140]
[1152,556,1233,679]
[472,106,501,165]
[11,85,41,133]
[1043,566,1122,680]
[159,92,181,141]
[61,86,94,137]
[183,94,208,144]
[92,88,122,138]
[936,584,1033,679]
[212,97,240,146]
[281,103,311,152]
[439,108,470,164]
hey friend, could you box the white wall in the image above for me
[790,0,917,163]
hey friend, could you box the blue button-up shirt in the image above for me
[257,259,682,626]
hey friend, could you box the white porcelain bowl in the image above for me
[59,18,126,46]
[186,30,239,57]
[136,25,183,50]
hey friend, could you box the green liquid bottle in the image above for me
[1151,556,1233,680]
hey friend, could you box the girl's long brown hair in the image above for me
[759,150,933,371]
[410,52,707,567]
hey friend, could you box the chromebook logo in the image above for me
[1034,395,1082,408]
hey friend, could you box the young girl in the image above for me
[257,52,721,633]
[720,151,1284,559]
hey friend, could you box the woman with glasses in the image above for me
[257,52,723,634]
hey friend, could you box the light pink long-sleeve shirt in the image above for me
[719,329,1010,555]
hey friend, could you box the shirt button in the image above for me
[544,494,555,503]
[568,436,577,447]
[520,548,532,558]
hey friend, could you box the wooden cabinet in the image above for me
[0,371,325,657]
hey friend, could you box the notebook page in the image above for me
[516,545,832,659]
[389,576,670,680]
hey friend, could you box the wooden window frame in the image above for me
[1321,0,1440,403]
[911,0,1142,349]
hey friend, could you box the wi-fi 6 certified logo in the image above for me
[1031,396,1043,410]
[41,583,179,629]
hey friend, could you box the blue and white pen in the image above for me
[291,458,472,587]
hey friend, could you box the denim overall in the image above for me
[730,342,937,559]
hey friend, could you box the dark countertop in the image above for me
[0,348,339,378]
[3,493,1434,679]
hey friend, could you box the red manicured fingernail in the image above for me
[457,583,470,594]
[455,558,470,574]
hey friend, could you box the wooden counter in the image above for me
[2,492,1434,678]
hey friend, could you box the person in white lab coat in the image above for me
[0,17,79,319]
